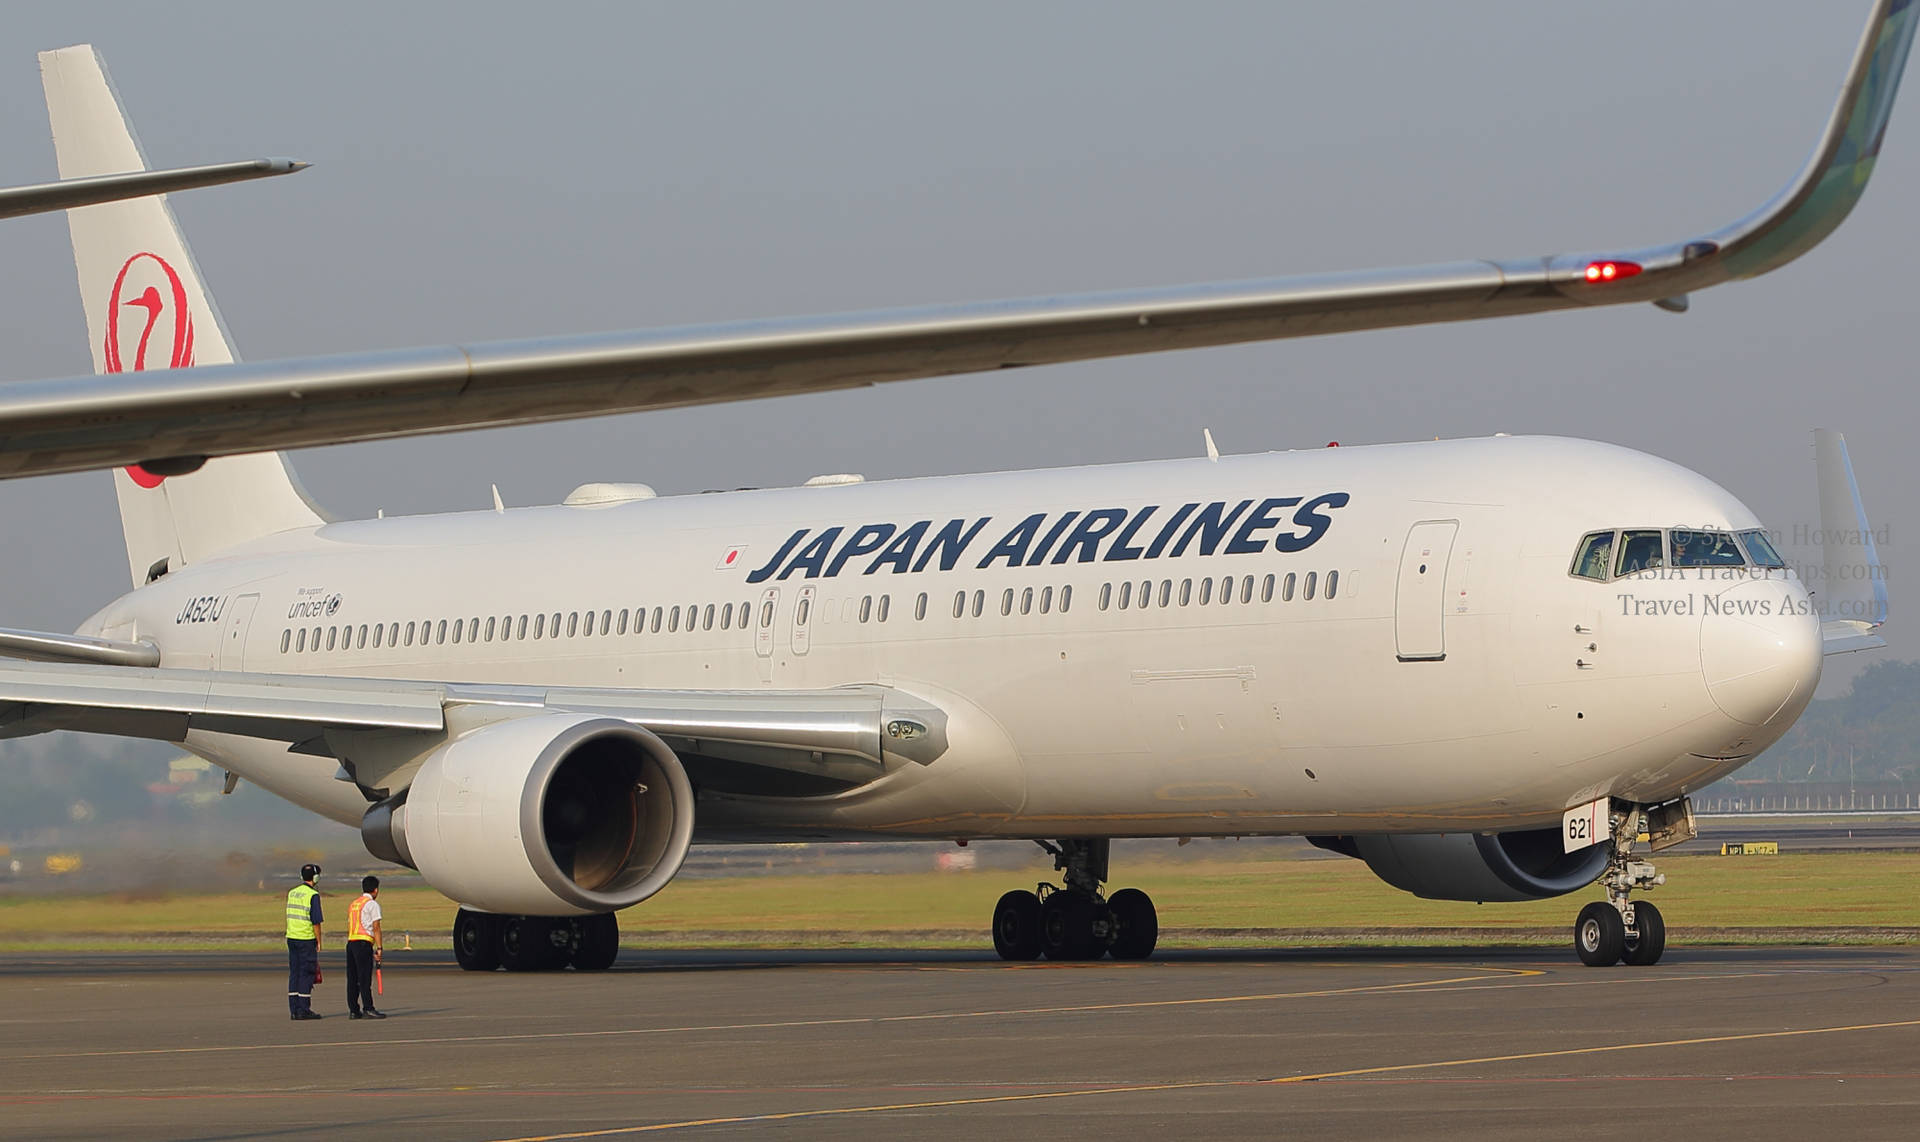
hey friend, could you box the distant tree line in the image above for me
[1730,658,1920,785]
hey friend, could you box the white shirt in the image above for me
[353,895,382,938]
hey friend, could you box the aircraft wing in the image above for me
[0,158,305,221]
[0,656,945,800]
[0,1,1912,481]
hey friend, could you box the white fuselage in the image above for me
[81,435,1823,841]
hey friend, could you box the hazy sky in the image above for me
[0,1,1911,701]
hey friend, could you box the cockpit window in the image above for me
[1615,530,1665,575]
[1571,531,1616,581]
[1738,529,1787,569]
[1669,529,1745,567]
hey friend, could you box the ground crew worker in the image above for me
[285,863,324,1020]
[345,875,387,1019]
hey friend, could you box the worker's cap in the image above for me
[300,863,322,881]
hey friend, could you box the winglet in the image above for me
[1545,0,1920,297]
[1812,428,1889,655]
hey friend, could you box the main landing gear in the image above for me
[1573,799,1692,967]
[991,839,1159,962]
[453,908,621,972]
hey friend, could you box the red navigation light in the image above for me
[1583,260,1643,282]
[1326,441,1340,448]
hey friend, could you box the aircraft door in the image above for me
[755,588,779,658]
[791,585,815,656]
[218,593,259,671]
[1394,521,1457,661]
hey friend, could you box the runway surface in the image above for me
[4,946,1918,1140]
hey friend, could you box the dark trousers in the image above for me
[286,938,317,1015]
[346,940,376,1013]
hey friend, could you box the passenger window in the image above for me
[652,607,664,634]
[516,615,529,640]
[1020,587,1033,615]
[536,614,547,639]
[861,596,873,623]
[1326,569,1340,599]
[1060,584,1072,612]
[372,625,384,649]
[602,609,613,634]
[704,604,716,630]
[760,600,774,628]
[1304,571,1318,600]
[1099,583,1112,611]
[720,605,732,631]
[953,591,966,619]
[281,629,292,653]
[915,592,928,621]
[617,609,629,635]
[797,597,811,625]
[1179,579,1192,606]
[437,620,448,645]
[484,617,496,642]
[1571,531,1616,581]
[568,612,579,638]
[878,595,891,623]
[1738,529,1787,569]
[551,612,562,638]
[1281,573,1295,602]
[669,606,681,633]
[1040,586,1053,614]
[1000,589,1014,616]
[1118,581,1132,609]
[1219,576,1233,605]
[1615,530,1665,575]
[1670,529,1744,568]
[451,620,463,645]
[326,627,338,651]
[358,625,369,649]
[295,629,306,653]
[1158,580,1172,608]
[1241,576,1254,604]
[1198,578,1212,606]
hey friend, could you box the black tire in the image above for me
[1040,890,1099,961]
[1574,901,1625,967]
[1622,900,1666,966]
[1107,888,1159,960]
[992,890,1043,961]
[500,916,554,972]
[571,913,620,971]
[453,909,501,972]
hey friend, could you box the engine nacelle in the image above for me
[362,714,694,915]
[1327,828,1610,903]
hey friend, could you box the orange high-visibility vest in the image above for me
[347,894,374,942]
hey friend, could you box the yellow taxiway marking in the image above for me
[16,969,1524,1061]
[487,1017,1920,1140]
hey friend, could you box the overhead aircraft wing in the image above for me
[0,657,946,800]
[0,1,1912,481]
[0,158,306,221]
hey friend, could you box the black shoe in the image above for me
[349,1011,364,1019]
[365,1009,387,1019]
[295,1011,323,1020]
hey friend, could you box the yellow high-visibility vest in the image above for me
[348,894,374,942]
[285,884,317,940]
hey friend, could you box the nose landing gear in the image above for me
[991,839,1159,962]
[1574,799,1689,967]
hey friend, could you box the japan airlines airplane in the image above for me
[0,4,1906,971]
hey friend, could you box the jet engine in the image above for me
[361,714,694,915]
[1311,828,1610,903]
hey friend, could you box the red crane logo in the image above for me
[104,252,195,489]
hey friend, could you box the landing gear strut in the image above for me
[1573,800,1686,967]
[991,839,1159,962]
[453,908,621,971]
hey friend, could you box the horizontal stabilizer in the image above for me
[0,158,305,221]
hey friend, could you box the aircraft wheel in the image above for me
[453,908,501,972]
[571,913,621,971]
[992,890,1043,961]
[1621,900,1666,966]
[500,916,555,972]
[1041,890,1100,961]
[1107,888,1159,960]
[1575,901,1625,967]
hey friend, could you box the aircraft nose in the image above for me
[1699,580,1822,727]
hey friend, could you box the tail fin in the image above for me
[40,45,326,587]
